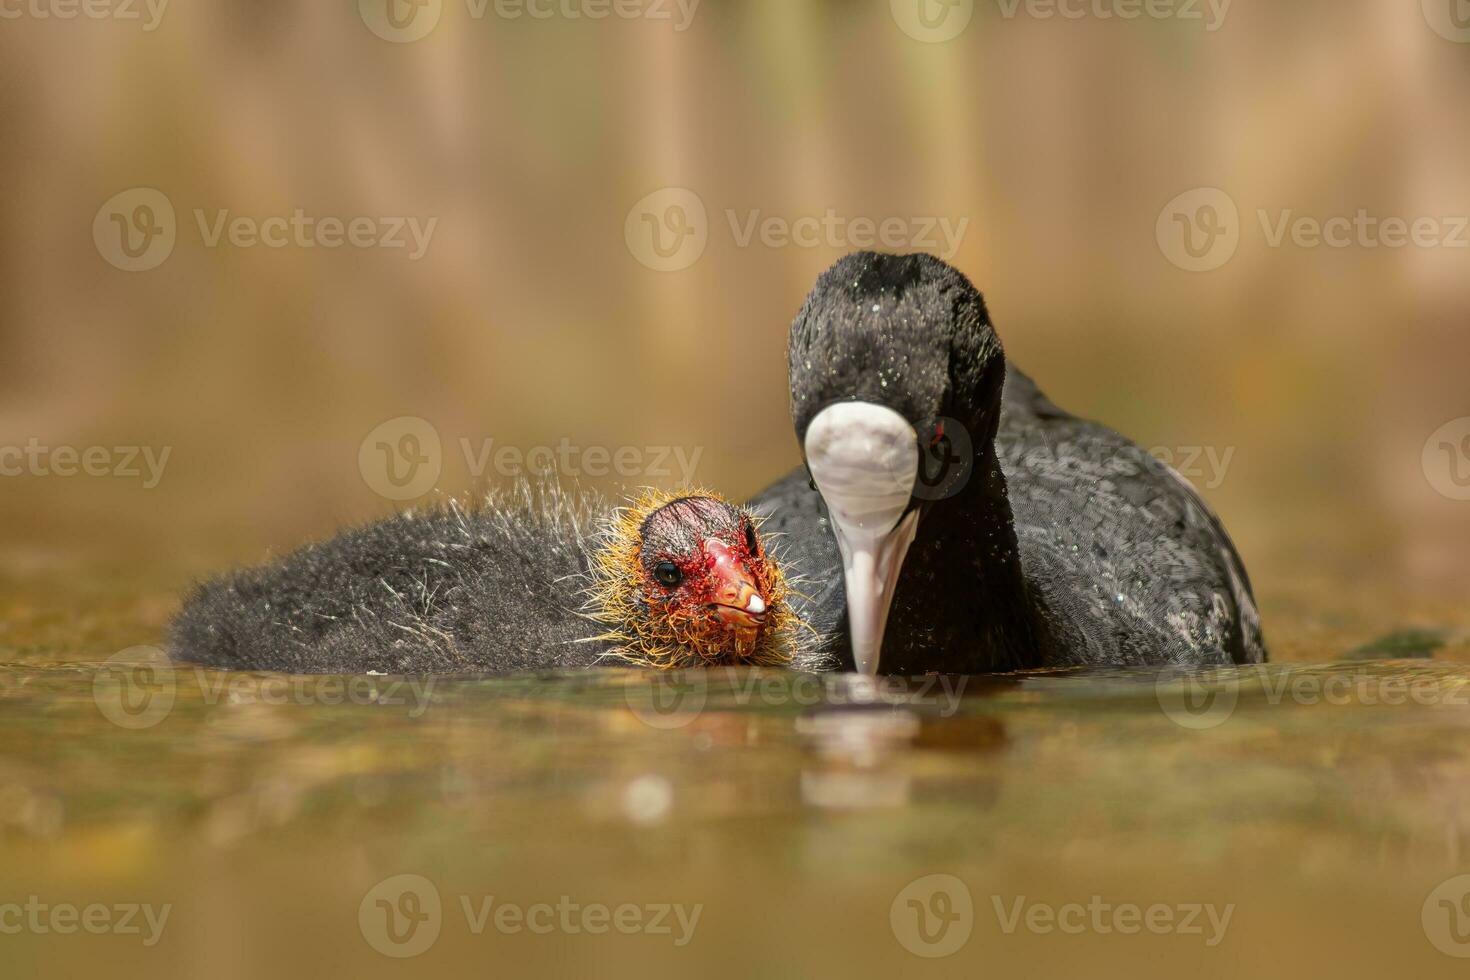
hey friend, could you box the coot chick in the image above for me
[172,485,802,673]
[754,251,1266,675]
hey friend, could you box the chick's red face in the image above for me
[637,497,773,639]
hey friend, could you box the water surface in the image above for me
[4,560,1470,977]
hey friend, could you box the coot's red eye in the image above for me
[744,522,758,554]
[653,561,682,588]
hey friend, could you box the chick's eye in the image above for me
[744,523,759,554]
[653,561,683,588]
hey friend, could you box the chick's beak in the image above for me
[703,539,768,630]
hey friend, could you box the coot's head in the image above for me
[586,490,799,668]
[789,252,1006,674]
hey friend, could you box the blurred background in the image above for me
[6,5,1470,979]
[2,0,1468,653]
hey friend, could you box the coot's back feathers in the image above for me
[1000,368,1266,666]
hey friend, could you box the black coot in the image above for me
[172,486,802,673]
[754,251,1267,675]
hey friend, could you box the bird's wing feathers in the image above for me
[1000,375,1265,666]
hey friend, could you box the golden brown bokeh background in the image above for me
[2,0,1468,656]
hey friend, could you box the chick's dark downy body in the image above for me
[172,488,606,673]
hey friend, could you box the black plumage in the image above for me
[172,485,802,673]
[173,486,608,673]
[753,251,1267,673]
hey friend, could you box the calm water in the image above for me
[4,562,1470,977]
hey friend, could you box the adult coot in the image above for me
[754,251,1267,675]
[172,486,803,673]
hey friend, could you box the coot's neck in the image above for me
[877,431,1046,675]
